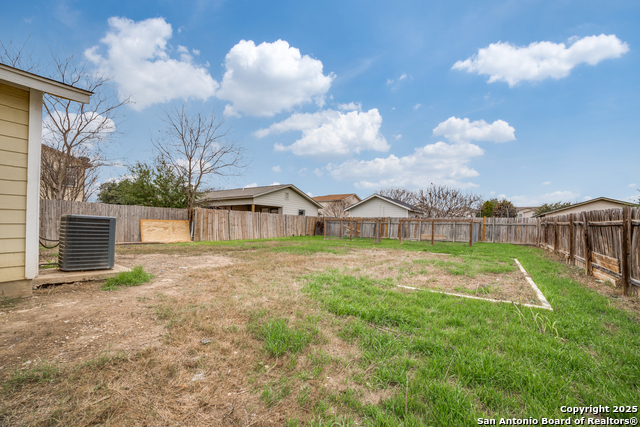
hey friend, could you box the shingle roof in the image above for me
[344,194,422,212]
[312,194,360,202]
[376,195,422,212]
[200,184,290,200]
[198,184,323,208]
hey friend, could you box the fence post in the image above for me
[323,218,327,240]
[536,218,541,247]
[583,212,592,276]
[622,207,631,296]
[349,218,353,241]
[554,217,559,254]
[399,220,403,244]
[376,218,381,243]
[482,217,486,242]
[339,219,343,239]
[569,213,575,265]
[468,220,473,247]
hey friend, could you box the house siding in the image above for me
[254,188,319,216]
[348,198,409,218]
[0,83,28,284]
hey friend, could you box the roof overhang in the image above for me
[535,197,634,217]
[0,63,92,104]
[200,184,324,209]
[345,194,419,212]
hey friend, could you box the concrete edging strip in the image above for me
[398,258,552,311]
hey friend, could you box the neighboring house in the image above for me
[516,206,538,219]
[313,193,361,217]
[344,194,422,218]
[535,197,634,218]
[40,144,91,201]
[0,63,91,298]
[198,184,322,216]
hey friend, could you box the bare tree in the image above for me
[153,106,248,211]
[378,188,417,205]
[377,185,482,218]
[40,53,128,201]
[0,37,38,72]
[1,42,128,201]
[414,185,482,218]
[320,200,351,218]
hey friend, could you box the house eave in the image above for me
[0,63,92,104]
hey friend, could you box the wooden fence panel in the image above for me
[40,199,189,243]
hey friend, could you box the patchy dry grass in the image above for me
[3,237,639,426]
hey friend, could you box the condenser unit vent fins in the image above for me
[58,214,116,271]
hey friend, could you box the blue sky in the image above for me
[3,0,639,205]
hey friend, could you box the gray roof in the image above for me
[345,194,422,212]
[200,184,290,200]
[534,197,634,217]
[377,195,422,212]
[199,184,323,208]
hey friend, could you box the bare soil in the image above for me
[0,245,553,425]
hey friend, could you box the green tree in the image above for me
[479,198,498,217]
[533,201,572,217]
[97,159,188,208]
[492,199,517,218]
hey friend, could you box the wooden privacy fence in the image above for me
[191,208,319,241]
[39,200,640,295]
[538,207,640,296]
[323,217,483,247]
[40,199,188,243]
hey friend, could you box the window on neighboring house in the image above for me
[66,169,78,187]
[298,210,305,216]
[284,192,289,201]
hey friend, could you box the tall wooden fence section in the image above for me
[539,207,639,295]
[191,208,319,241]
[484,217,539,245]
[40,199,188,243]
[323,217,483,246]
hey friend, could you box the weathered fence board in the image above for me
[40,199,188,243]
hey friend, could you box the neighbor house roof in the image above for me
[312,193,361,203]
[199,184,323,208]
[534,197,634,217]
[0,63,92,103]
[344,194,422,213]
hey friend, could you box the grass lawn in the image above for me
[5,237,640,426]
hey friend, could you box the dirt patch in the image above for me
[0,253,235,370]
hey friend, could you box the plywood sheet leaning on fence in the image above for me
[140,220,191,243]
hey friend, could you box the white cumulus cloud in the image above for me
[85,17,218,111]
[628,183,636,187]
[271,165,282,172]
[244,182,258,188]
[337,102,362,111]
[326,142,484,189]
[432,117,516,143]
[258,109,389,158]
[216,39,334,117]
[542,181,551,185]
[453,34,629,86]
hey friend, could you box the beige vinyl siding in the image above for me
[254,188,319,216]
[0,82,28,283]
[348,198,409,218]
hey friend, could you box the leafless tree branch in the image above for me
[152,106,249,211]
